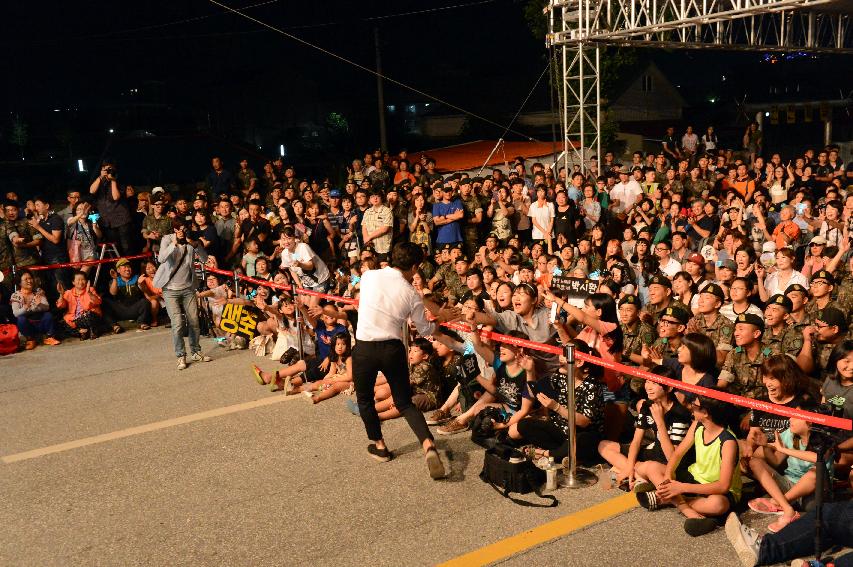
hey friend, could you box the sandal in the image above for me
[747,497,784,515]
[112,325,124,334]
[767,512,800,533]
[78,329,90,341]
[139,324,151,331]
[251,364,266,385]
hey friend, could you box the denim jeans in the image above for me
[758,501,853,566]
[16,311,56,339]
[162,287,200,358]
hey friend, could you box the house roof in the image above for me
[410,139,577,172]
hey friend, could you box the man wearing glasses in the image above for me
[655,240,682,279]
[805,270,840,325]
[798,307,850,384]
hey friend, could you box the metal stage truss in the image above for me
[546,0,853,169]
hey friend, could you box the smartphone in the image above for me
[549,301,558,324]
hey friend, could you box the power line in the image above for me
[206,0,539,141]
[20,0,500,46]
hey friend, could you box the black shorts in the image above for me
[675,468,737,510]
[304,358,325,382]
[619,442,664,464]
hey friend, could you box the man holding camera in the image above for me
[89,161,133,255]
[155,218,211,370]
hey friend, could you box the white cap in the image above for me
[151,186,165,195]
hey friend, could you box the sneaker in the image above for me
[425,448,445,479]
[177,356,187,370]
[635,490,662,511]
[25,339,37,350]
[43,336,61,346]
[367,443,392,462]
[633,481,656,494]
[436,418,469,435]
[190,352,212,363]
[725,513,760,567]
[426,408,451,425]
[684,517,720,537]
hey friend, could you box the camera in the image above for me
[809,403,850,456]
[104,166,115,176]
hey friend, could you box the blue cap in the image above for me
[330,189,341,198]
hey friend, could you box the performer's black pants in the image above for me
[353,338,433,445]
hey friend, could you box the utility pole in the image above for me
[374,26,388,152]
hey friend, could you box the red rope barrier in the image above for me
[201,264,852,431]
[24,253,153,271]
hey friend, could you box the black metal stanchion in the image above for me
[560,342,598,488]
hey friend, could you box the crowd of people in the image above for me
[2,122,853,564]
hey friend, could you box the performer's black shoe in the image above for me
[367,443,392,462]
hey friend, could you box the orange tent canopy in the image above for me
[409,140,575,173]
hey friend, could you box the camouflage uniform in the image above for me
[762,327,804,356]
[622,320,656,362]
[650,336,681,361]
[687,313,734,354]
[623,320,656,393]
[460,195,483,259]
[718,345,775,400]
[787,315,810,343]
[0,218,41,272]
[812,340,843,385]
[643,299,690,327]
[805,299,841,325]
[409,360,441,410]
[835,269,853,325]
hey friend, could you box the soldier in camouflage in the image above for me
[0,200,41,280]
[785,283,811,341]
[459,179,483,260]
[762,294,804,356]
[641,306,690,367]
[640,274,690,328]
[804,270,840,325]
[719,313,774,401]
[686,283,734,366]
[798,307,851,386]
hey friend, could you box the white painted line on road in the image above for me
[2,394,301,464]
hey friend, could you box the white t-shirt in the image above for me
[659,257,683,279]
[528,201,555,240]
[281,242,329,289]
[610,180,643,214]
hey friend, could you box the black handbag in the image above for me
[479,447,558,508]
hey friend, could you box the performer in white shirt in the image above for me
[353,242,454,479]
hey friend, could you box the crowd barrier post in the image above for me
[560,342,597,489]
[288,271,305,362]
[232,271,240,297]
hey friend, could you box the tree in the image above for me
[10,114,28,160]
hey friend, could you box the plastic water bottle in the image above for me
[545,457,558,490]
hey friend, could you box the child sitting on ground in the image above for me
[747,414,823,533]
[636,395,742,537]
[598,366,694,491]
[289,332,353,404]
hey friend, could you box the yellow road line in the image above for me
[438,492,638,567]
[2,394,300,464]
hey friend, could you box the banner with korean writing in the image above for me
[219,304,261,340]
[550,275,598,307]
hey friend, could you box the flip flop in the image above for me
[251,364,265,385]
[747,497,784,515]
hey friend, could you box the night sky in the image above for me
[2,0,851,192]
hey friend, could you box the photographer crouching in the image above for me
[155,218,212,370]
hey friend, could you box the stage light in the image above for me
[765,112,770,117]
[77,159,85,172]
[108,128,114,134]
[280,144,285,157]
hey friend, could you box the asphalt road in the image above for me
[0,328,794,566]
